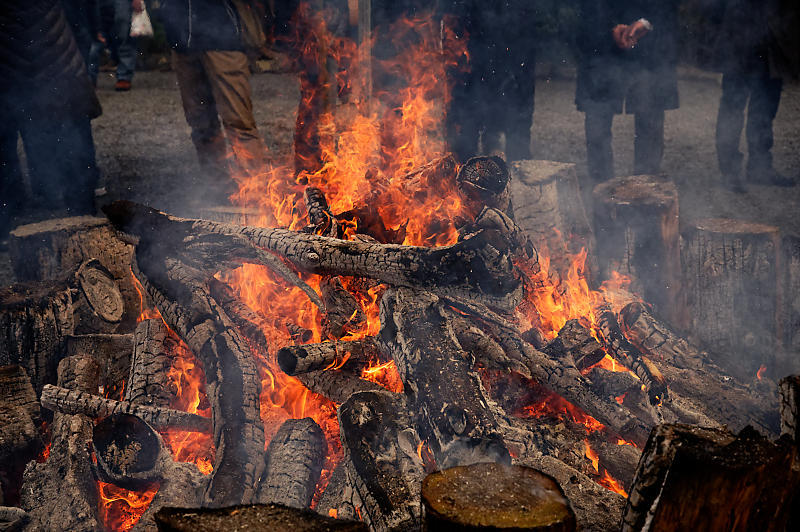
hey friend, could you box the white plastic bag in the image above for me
[130,4,154,38]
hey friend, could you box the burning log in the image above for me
[316,463,360,521]
[206,277,269,349]
[338,390,426,530]
[321,277,366,339]
[622,424,800,532]
[421,463,576,531]
[154,503,367,531]
[456,156,511,214]
[304,186,341,237]
[40,385,212,433]
[66,333,133,403]
[128,256,266,507]
[295,368,388,405]
[277,337,382,376]
[592,175,683,327]
[509,160,594,276]
[22,355,103,531]
[682,218,781,377]
[256,418,326,508]
[542,319,605,372]
[126,319,176,408]
[780,375,800,442]
[0,366,41,505]
[619,302,780,435]
[595,307,667,405]
[103,201,523,313]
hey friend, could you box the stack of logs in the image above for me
[0,156,798,531]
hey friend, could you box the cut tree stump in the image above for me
[509,160,594,276]
[422,462,576,532]
[8,216,137,329]
[22,355,103,531]
[682,218,781,378]
[622,424,800,532]
[0,365,41,506]
[592,175,682,328]
[256,418,326,509]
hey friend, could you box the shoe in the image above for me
[720,172,746,193]
[115,80,132,92]
[747,167,796,187]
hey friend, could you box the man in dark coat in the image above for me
[0,0,102,242]
[442,0,538,163]
[708,0,798,190]
[575,0,679,183]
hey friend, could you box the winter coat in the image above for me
[706,0,800,79]
[0,0,101,121]
[575,0,679,114]
[155,0,244,52]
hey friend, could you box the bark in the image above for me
[509,160,594,277]
[256,418,326,509]
[295,368,387,405]
[8,215,138,329]
[316,463,360,521]
[0,366,41,506]
[21,355,103,531]
[40,385,212,433]
[66,333,133,402]
[422,463,576,532]
[780,375,800,442]
[0,506,27,530]
[338,390,426,531]
[277,337,382,376]
[619,302,780,436]
[682,218,781,378]
[593,175,683,327]
[125,319,176,408]
[782,235,800,363]
[70,259,124,334]
[543,319,606,371]
[130,254,265,507]
[622,424,800,532]
[456,156,511,213]
[321,277,366,339]
[304,186,341,237]
[206,278,269,350]
[103,201,523,313]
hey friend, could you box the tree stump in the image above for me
[8,216,137,330]
[509,160,594,276]
[682,218,780,377]
[592,175,682,326]
[622,424,800,532]
[422,463,576,531]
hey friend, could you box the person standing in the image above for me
[575,0,680,183]
[443,0,538,163]
[153,0,268,199]
[87,0,141,90]
[709,0,798,190]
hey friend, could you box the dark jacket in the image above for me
[0,0,101,121]
[156,0,244,52]
[575,0,679,114]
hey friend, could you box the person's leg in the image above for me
[113,0,137,87]
[59,117,100,215]
[446,67,481,163]
[201,50,267,175]
[715,73,749,179]
[633,109,665,175]
[88,40,103,85]
[745,74,786,183]
[172,51,228,173]
[20,119,66,212]
[584,104,615,183]
[0,119,24,240]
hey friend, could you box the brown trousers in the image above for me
[172,50,266,174]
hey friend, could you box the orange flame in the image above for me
[98,482,159,531]
[757,364,766,380]
[328,508,338,519]
[584,440,600,473]
[598,469,628,498]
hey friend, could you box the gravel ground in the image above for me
[1,66,798,283]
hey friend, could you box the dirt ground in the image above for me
[1,66,799,283]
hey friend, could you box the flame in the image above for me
[584,440,600,473]
[757,364,766,380]
[598,469,628,498]
[361,360,403,393]
[98,482,159,531]
[328,509,338,519]
[515,387,605,434]
[617,438,637,447]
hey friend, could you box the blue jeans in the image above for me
[89,0,138,82]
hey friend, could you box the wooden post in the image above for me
[682,218,781,378]
[509,160,594,277]
[592,175,682,325]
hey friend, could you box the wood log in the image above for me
[21,355,103,531]
[92,413,167,489]
[206,278,269,350]
[0,281,74,395]
[595,307,667,405]
[456,156,511,214]
[622,424,800,532]
[304,186,341,237]
[509,160,594,276]
[780,375,800,442]
[277,338,382,376]
[295,368,387,405]
[8,216,137,329]
[316,462,360,521]
[321,277,366,339]
[682,218,781,378]
[125,319,176,408]
[66,333,133,402]
[593,175,682,327]
[256,418,326,509]
[40,385,211,433]
[0,366,41,507]
[0,506,28,530]
[422,463,576,531]
[543,319,605,372]
[103,201,523,313]
[70,259,124,334]
[154,503,367,531]
[338,390,426,531]
[619,301,780,435]
[779,234,800,373]
[130,255,265,507]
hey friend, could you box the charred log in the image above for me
[126,319,176,408]
[780,375,800,442]
[321,277,366,339]
[66,333,132,402]
[206,277,269,349]
[543,320,605,372]
[0,366,41,507]
[422,463,576,532]
[456,156,511,214]
[295,368,387,405]
[277,337,382,376]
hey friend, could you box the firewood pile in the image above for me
[1,157,799,531]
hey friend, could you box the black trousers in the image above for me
[715,72,782,176]
[584,103,665,183]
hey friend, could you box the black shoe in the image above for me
[721,173,746,193]
[747,168,796,187]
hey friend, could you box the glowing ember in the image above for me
[617,439,637,448]
[98,482,159,531]
[584,440,600,473]
[361,360,403,393]
[598,470,628,498]
[516,388,605,434]
[757,364,766,380]
[328,508,338,519]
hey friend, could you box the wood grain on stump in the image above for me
[422,463,576,531]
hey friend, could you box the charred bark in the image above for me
[295,368,387,405]
[66,333,133,403]
[780,375,800,442]
[126,319,176,408]
[543,319,606,372]
[206,277,269,349]
[277,337,382,376]
[321,277,366,339]
[0,366,41,506]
